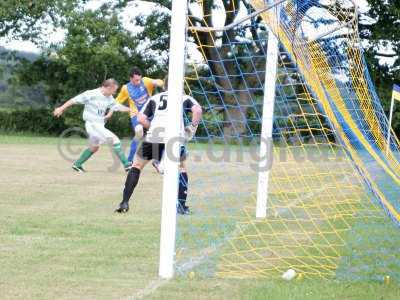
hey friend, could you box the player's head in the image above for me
[101,78,119,96]
[129,67,143,86]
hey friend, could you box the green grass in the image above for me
[145,277,400,300]
[0,134,399,299]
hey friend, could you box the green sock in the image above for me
[75,148,94,167]
[113,143,129,167]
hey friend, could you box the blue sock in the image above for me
[178,172,188,207]
[128,116,139,162]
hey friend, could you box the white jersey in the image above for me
[140,91,199,143]
[72,88,121,123]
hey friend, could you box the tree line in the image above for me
[0,0,398,136]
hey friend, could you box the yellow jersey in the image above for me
[115,77,161,117]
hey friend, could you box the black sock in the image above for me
[122,167,141,204]
[178,172,188,207]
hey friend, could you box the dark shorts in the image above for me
[136,142,187,162]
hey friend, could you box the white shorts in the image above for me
[85,122,120,146]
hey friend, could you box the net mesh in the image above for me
[173,0,400,280]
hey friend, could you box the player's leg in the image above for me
[151,147,164,174]
[72,122,100,172]
[115,142,161,213]
[177,145,190,215]
[73,145,99,172]
[115,158,148,213]
[177,162,189,214]
[93,123,131,171]
[112,140,131,172]
[128,116,139,163]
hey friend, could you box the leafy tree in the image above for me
[0,0,85,41]
[0,49,47,108]
[360,0,400,135]
[131,1,334,137]
[7,0,399,137]
[15,3,163,104]
[139,0,271,137]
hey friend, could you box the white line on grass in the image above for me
[123,277,168,300]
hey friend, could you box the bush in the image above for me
[0,107,132,138]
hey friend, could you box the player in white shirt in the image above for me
[115,78,202,214]
[53,79,132,172]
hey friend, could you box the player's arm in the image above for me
[151,78,164,88]
[104,110,113,121]
[105,103,134,124]
[137,98,156,129]
[184,96,202,125]
[137,113,150,129]
[53,91,89,117]
[191,103,202,126]
[115,85,129,104]
[105,102,132,121]
[53,99,74,117]
[145,76,163,88]
[110,103,131,113]
[143,77,163,95]
[184,96,202,140]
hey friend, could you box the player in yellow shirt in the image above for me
[115,67,164,164]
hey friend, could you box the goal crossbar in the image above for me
[188,0,287,32]
[188,0,358,44]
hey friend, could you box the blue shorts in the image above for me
[130,116,138,130]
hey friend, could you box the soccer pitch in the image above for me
[0,135,399,300]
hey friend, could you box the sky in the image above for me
[0,0,123,52]
[2,0,393,66]
[0,0,369,52]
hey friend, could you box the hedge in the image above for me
[0,107,132,137]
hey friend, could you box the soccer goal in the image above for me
[159,0,400,280]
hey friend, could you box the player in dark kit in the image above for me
[114,78,202,214]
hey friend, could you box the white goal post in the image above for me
[256,3,280,219]
[158,0,188,279]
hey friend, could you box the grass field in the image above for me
[0,134,399,300]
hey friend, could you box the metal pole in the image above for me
[386,95,395,155]
[159,0,188,279]
[256,4,280,219]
